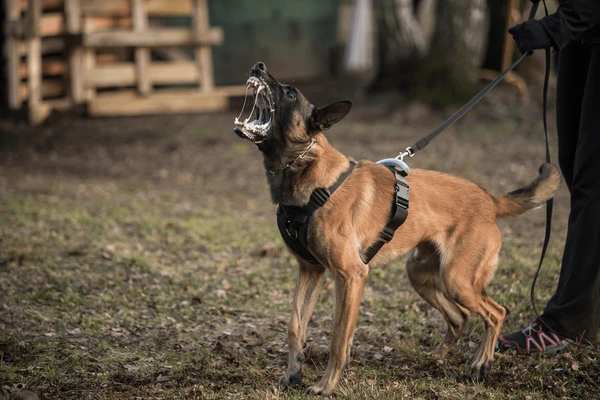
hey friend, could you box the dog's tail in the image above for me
[494,163,561,218]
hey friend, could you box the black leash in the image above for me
[401,2,540,159]
[530,0,553,332]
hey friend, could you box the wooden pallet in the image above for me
[3,0,245,123]
[4,0,66,123]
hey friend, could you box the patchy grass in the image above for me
[0,97,598,399]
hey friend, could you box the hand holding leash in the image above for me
[508,20,553,54]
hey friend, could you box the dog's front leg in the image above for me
[279,260,325,389]
[306,264,368,396]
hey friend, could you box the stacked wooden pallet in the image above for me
[3,0,245,124]
[4,0,65,122]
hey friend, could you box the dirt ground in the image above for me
[0,83,598,399]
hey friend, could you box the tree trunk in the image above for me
[370,0,425,90]
[415,0,488,105]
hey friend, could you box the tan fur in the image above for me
[278,134,561,395]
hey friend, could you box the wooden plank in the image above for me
[64,0,80,33]
[146,0,193,16]
[19,58,66,78]
[20,0,63,11]
[86,61,199,88]
[84,49,97,100]
[81,0,194,16]
[149,62,198,84]
[96,52,120,64]
[5,0,22,109]
[83,27,223,47]
[82,15,97,100]
[89,16,132,31]
[65,0,85,103]
[20,80,65,100]
[88,90,229,116]
[17,37,65,56]
[85,63,136,87]
[81,0,129,16]
[132,0,151,96]
[40,12,64,36]
[193,0,214,93]
[27,0,42,104]
[43,0,63,9]
[27,0,52,124]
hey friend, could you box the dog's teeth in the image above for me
[237,76,271,141]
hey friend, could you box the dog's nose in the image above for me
[251,62,267,73]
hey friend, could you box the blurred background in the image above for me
[0,0,556,123]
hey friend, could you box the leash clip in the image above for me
[396,147,414,161]
[376,158,410,176]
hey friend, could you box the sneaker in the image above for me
[496,318,571,354]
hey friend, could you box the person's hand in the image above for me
[508,19,552,54]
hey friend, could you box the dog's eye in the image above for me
[285,90,296,100]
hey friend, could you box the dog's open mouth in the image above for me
[234,76,274,144]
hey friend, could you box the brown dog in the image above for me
[234,62,561,395]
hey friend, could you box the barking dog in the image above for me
[234,62,561,396]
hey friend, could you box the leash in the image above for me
[395,2,540,161]
[530,0,554,336]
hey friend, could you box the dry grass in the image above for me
[0,90,598,399]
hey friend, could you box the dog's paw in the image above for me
[468,361,492,381]
[278,371,302,389]
[304,385,325,397]
[434,343,451,358]
[304,382,335,397]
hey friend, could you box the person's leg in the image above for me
[542,43,600,343]
[555,42,589,191]
[497,43,600,353]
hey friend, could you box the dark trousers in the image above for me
[542,42,600,343]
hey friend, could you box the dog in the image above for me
[233,62,561,396]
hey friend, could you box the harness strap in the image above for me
[278,163,410,265]
[363,167,409,263]
[277,161,357,264]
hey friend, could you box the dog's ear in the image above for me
[310,101,352,133]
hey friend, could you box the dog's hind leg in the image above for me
[406,242,471,358]
[439,231,506,380]
[467,294,506,380]
[305,259,369,396]
[279,259,326,389]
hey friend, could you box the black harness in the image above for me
[276,162,409,264]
